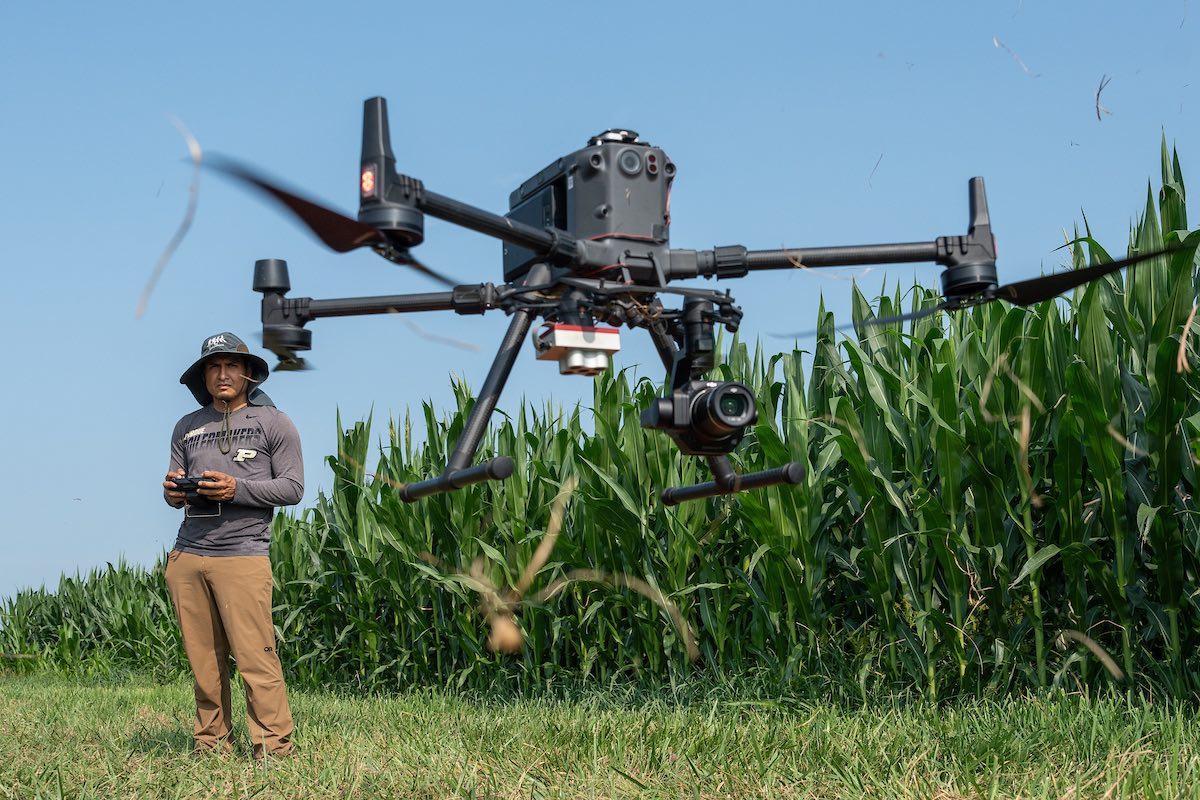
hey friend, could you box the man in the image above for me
[162,331,303,762]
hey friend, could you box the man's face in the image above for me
[204,355,250,407]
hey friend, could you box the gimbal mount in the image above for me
[230,96,1000,506]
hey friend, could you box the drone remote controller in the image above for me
[172,476,215,501]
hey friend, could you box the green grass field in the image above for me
[2,671,1197,799]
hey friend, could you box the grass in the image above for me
[2,671,1198,799]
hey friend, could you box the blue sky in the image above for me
[0,1,1194,599]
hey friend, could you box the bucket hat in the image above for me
[179,332,272,407]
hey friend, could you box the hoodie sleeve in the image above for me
[165,417,187,507]
[234,411,304,508]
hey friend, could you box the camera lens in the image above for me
[617,148,642,175]
[719,393,747,417]
[692,382,756,439]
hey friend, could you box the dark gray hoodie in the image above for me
[168,403,304,556]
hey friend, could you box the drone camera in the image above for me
[533,323,621,376]
[641,380,758,455]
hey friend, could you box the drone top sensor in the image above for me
[214,96,1178,506]
[503,127,672,284]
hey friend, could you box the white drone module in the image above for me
[533,323,621,376]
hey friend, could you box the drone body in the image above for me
[218,96,1172,505]
[503,128,673,285]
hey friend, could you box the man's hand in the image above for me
[163,469,186,508]
[198,470,237,502]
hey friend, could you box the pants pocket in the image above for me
[164,550,182,582]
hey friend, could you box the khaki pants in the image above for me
[164,550,294,758]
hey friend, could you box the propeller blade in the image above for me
[772,302,949,339]
[400,319,481,352]
[380,247,459,289]
[993,246,1180,307]
[207,155,383,253]
[273,356,313,372]
[861,303,951,328]
[769,320,854,340]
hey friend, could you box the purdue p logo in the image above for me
[233,449,258,462]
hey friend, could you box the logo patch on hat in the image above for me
[205,335,229,351]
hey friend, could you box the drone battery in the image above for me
[534,324,620,376]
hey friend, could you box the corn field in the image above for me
[4,140,1200,698]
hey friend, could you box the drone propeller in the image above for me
[256,330,315,372]
[856,302,952,329]
[772,301,950,340]
[383,248,459,289]
[208,155,382,251]
[775,245,1182,338]
[272,356,313,372]
[989,246,1175,306]
[207,155,458,288]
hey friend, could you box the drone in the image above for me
[212,96,1169,506]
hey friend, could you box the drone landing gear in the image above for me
[398,264,549,502]
[398,455,515,501]
[661,456,804,506]
[395,302,527,498]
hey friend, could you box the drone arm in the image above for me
[306,284,498,318]
[670,241,940,280]
[668,178,997,293]
[258,285,497,355]
[743,241,940,272]
[398,264,552,502]
[306,292,454,318]
[418,190,590,267]
[357,97,591,266]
